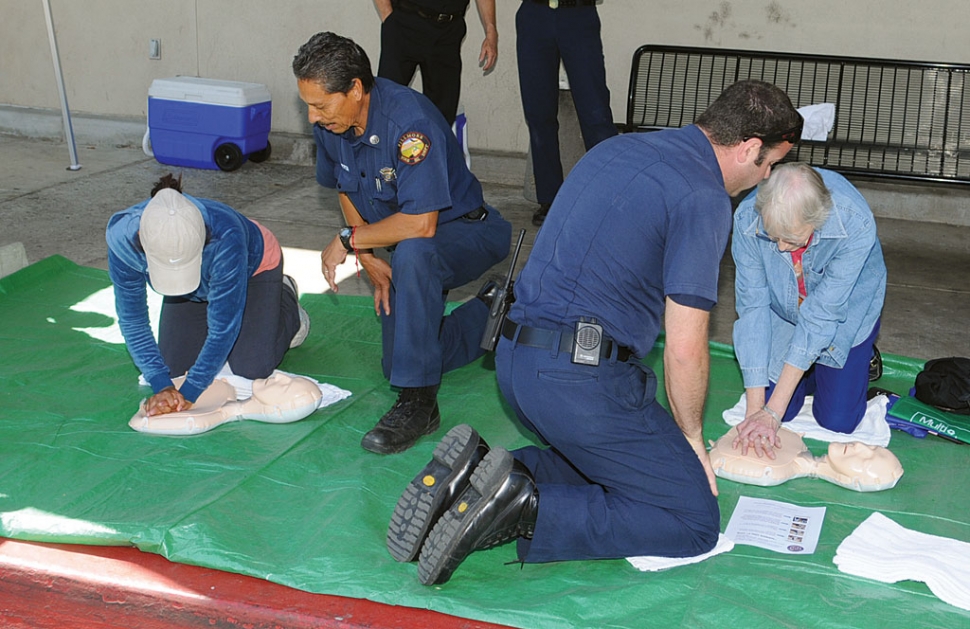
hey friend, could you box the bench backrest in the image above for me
[626,45,970,185]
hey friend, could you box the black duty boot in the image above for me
[361,386,441,454]
[417,448,538,585]
[387,424,490,562]
[531,203,551,227]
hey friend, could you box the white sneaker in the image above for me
[283,275,310,348]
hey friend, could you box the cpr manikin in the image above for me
[129,372,323,435]
[708,427,904,492]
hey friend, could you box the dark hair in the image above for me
[150,172,183,197]
[292,31,374,94]
[696,80,801,161]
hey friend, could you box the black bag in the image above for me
[914,357,970,415]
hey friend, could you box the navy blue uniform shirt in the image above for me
[509,125,733,359]
[314,77,483,224]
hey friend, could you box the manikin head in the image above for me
[250,372,323,416]
[817,441,904,491]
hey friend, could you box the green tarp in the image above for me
[1,256,968,628]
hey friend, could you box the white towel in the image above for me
[797,103,836,141]
[139,364,352,408]
[722,394,891,447]
[627,534,734,572]
[834,512,970,611]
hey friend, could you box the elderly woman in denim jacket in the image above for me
[106,174,309,418]
[731,163,886,458]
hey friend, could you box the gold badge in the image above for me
[398,132,430,165]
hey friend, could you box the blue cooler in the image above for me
[148,77,272,172]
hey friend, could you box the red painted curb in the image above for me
[0,538,510,629]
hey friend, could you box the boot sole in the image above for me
[386,424,480,562]
[417,448,513,585]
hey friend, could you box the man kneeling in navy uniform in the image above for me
[292,32,511,455]
[390,79,803,584]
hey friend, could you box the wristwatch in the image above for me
[338,227,354,252]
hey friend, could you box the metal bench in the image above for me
[624,45,970,185]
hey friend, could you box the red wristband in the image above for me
[350,226,360,277]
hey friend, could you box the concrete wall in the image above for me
[4,1,970,155]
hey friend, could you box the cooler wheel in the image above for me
[249,141,272,164]
[215,143,244,172]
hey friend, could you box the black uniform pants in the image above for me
[158,261,300,381]
[378,6,467,125]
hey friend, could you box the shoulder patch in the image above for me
[398,131,430,165]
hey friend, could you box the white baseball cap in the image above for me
[139,189,206,296]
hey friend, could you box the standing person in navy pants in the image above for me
[516,0,617,226]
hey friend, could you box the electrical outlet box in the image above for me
[149,39,161,60]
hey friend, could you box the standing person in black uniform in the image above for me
[292,32,511,455]
[517,0,618,226]
[375,0,498,126]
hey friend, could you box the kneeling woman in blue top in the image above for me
[106,174,309,417]
[732,163,886,458]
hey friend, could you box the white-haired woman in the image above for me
[732,163,886,458]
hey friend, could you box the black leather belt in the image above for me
[462,206,488,221]
[501,320,633,362]
[528,0,597,7]
[395,0,465,23]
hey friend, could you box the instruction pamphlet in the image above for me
[725,496,826,554]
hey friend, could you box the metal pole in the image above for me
[42,0,81,171]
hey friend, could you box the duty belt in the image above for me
[527,0,597,8]
[395,0,465,23]
[501,320,633,362]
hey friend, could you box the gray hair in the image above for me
[754,162,832,240]
[292,32,374,94]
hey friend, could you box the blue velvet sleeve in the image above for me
[107,247,174,394]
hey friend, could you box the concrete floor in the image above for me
[1,133,968,362]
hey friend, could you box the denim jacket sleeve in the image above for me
[732,203,774,388]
